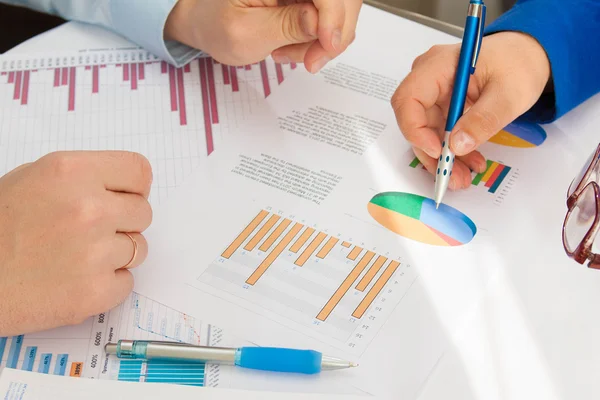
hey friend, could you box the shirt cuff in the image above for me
[110,0,200,67]
[483,1,563,123]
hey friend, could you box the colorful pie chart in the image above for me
[489,121,547,148]
[367,192,477,246]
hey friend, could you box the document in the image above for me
[130,8,582,398]
[0,368,368,400]
[0,48,300,205]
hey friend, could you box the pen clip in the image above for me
[470,3,486,74]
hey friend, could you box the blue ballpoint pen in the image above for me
[104,340,357,374]
[434,0,486,208]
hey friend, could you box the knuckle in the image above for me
[45,151,77,178]
[128,152,153,189]
[72,197,104,227]
[469,108,500,137]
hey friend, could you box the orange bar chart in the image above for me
[342,242,351,248]
[290,227,315,252]
[244,214,280,251]
[347,246,362,260]
[295,232,327,266]
[352,260,400,319]
[246,223,303,285]
[259,219,291,252]
[316,237,339,258]
[69,362,83,377]
[356,255,387,291]
[222,210,269,258]
[316,251,375,321]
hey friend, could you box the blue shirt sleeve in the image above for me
[484,0,600,123]
[1,0,200,66]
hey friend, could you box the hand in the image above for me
[164,0,362,74]
[0,151,153,336]
[392,32,551,190]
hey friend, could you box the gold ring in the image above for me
[122,232,138,269]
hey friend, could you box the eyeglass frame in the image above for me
[562,143,600,268]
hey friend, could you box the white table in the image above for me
[6,7,600,400]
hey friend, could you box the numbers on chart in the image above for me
[90,354,98,369]
[94,332,102,347]
[97,313,105,324]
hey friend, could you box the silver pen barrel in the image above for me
[105,340,237,365]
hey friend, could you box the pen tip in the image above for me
[436,202,440,209]
[350,362,358,368]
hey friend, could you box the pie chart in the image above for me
[367,192,477,246]
[489,121,546,148]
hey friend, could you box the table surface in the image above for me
[4,4,600,400]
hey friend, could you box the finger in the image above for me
[312,0,346,54]
[449,80,520,156]
[252,2,319,49]
[457,151,487,174]
[90,270,134,316]
[415,147,466,191]
[272,41,313,63]
[450,159,474,190]
[79,151,153,198]
[108,232,148,270]
[392,70,453,159]
[106,191,153,233]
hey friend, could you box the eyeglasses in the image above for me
[562,143,600,268]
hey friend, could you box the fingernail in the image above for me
[331,29,342,51]
[424,146,439,159]
[272,54,291,64]
[301,11,316,38]
[452,130,476,154]
[310,56,331,74]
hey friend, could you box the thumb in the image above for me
[449,80,519,156]
[252,3,319,48]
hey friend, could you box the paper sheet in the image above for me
[0,368,368,400]
[129,8,588,398]
[0,48,301,204]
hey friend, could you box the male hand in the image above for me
[0,151,153,336]
[391,32,551,190]
[164,0,362,73]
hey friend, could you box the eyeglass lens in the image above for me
[564,183,599,253]
[568,149,599,198]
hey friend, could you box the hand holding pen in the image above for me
[391,1,551,196]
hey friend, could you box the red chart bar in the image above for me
[184,63,191,73]
[123,64,130,81]
[229,66,239,92]
[61,67,68,86]
[290,63,297,69]
[260,60,270,98]
[176,67,187,126]
[21,71,30,105]
[131,63,138,90]
[138,63,145,80]
[485,164,506,188]
[206,58,219,124]
[221,64,230,85]
[13,71,22,100]
[92,66,99,93]
[0,72,5,75]
[68,67,76,111]
[161,61,167,74]
[168,65,178,111]
[85,66,91,70]
[53,68,60,87]
[198,58,214,155]
[244,65,252,70]
[275,63,284,85]
[8,71,14,83]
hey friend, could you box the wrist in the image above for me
[164,0,195,45]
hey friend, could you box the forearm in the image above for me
[1,0,200,66]
[485,0,600,123]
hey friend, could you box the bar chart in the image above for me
[0,50,296,204]
[0,292,222,387]
[198,207,417,354]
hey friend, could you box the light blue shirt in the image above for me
[1,0,200,66]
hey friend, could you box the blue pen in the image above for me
[104,340,356,374]
[434,0,486,208]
